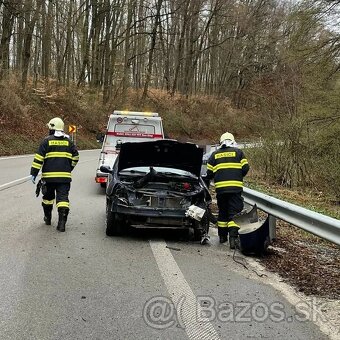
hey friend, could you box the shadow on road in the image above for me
[112,227,195,244]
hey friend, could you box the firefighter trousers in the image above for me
[216,192,244,236]
[42,182,71,210]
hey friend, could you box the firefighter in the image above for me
[205,132,249,249]
[30,117,79,232]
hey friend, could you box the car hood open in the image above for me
[118,140,203,177]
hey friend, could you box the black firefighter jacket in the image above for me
[206,145,249,194]
[30,135,79,183]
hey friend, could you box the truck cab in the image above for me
[95,110,164,186]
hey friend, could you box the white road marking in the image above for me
[0,154,34,161]
[150,240,221,340]
[0,158,98,191]
[0,149,100,161]
[0,176,31,191]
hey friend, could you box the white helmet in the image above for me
[220,132,235,145]
[47,117,64,131]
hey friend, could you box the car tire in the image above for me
[106,199,124,236]
[188,227,202,242]
[193,228,202,241]
[192,215,209,242]
[100,183,106,188]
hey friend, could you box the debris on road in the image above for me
[166,246,181,251]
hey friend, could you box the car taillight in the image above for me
[183,183,191,190]
[96,177,107,183]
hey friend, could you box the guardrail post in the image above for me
[269,215,277,242]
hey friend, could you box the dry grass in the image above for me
[0,77,259,156]
[245,173,340,220]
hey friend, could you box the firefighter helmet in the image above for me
[220,132,235,144]
[47,117,64,131]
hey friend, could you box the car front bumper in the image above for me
[112,203,191,228]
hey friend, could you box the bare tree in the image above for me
[142,0,163,100]
[21,0,43,88]
[0,1,18,77]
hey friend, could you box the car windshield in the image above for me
[119,166,197,179]
[104,135,157,148]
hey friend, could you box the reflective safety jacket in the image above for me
[30,135,79,183]
[206,146,249,194]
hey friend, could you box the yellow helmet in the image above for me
[47,117,64,131]
[220,132,235,144]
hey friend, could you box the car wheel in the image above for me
[106,199,124,236]
[192,215,209,242]
[193,227,203,241]
[100,183,106,188]
[188,226,202,242]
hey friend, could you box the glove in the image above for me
[31,175,36,184]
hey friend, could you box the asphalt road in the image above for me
[0,150,329,340]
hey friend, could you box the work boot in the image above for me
[218,227,228,244]
[57,208,69,232]
[42,204,53,225]
[229,227,240,250]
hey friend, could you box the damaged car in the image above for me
[100,140,213,244]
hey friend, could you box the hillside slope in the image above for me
[0,78,257,156]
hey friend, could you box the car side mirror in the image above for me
[115,140,123,150]
[100,165,111,173]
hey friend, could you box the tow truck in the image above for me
[95,110,164,186]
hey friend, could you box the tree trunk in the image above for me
[121,0,135,101]
[0,0,16,78]
[171,0,190,97]
[22,0,43,88]
[141,0,162,101]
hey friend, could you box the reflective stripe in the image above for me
[241,159,248,166]
[72,155,79,167]
[32,162,42,169]
[45,152,72,159]
[213,163,242,172]
[33,158,44,165]
[215,152,236,159]
[42,172,72,178]
[228,220,239,228]
[35,154,44,161]
[48,140,69,146]
[57,201,70,208]
[207,163,214,171]
[217,221,228,227]
[42,199,54,205]
[215,180,243,189]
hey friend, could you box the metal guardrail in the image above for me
[203,141,261,153]
[202,145,339,245]
[242,187,340,246]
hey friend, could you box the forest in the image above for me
[0,0,340,201]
